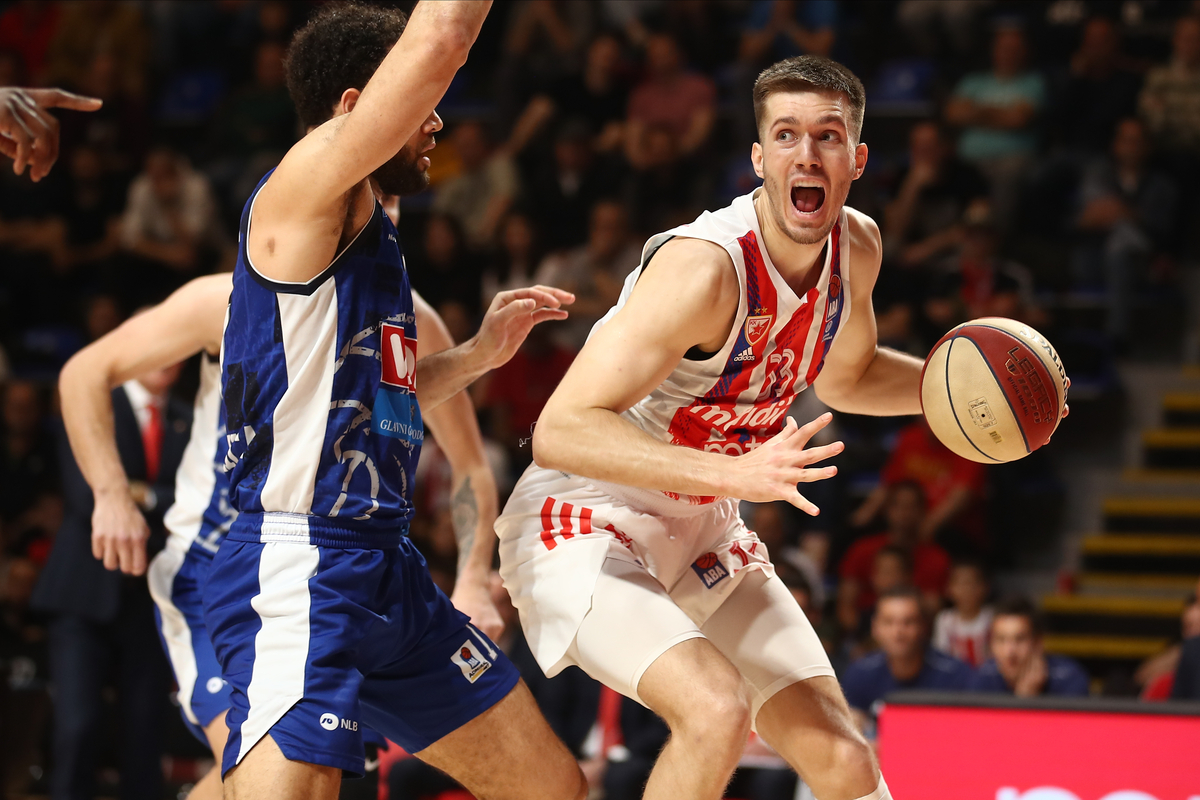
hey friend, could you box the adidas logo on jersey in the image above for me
[732,347,755,362]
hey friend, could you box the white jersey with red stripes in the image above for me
[593,189,852,508]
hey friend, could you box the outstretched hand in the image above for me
[0,87,103,182]
[474,285,573,370]
[731,412,844,515]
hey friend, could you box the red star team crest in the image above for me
[744,315,772,345]
[380,323,417,392]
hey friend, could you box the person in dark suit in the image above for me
[32,364,190,800]
[1171,635,1200,701]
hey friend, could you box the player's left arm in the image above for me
[59,274,231,575]
[812,210,923,416]
[414,291,504,640]
[414,285,572,412]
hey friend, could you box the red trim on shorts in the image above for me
[560,503,575,539]
[539,497,557,550]
[579,506,593,534]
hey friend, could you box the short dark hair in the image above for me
[877,585,923,609]
[753,55,866,142]
[284,2,407,130]
[950,556,989,580]
[993,596,1044,637]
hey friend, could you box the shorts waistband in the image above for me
[226,512,408,549]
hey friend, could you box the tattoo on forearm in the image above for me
[451,476,478,576]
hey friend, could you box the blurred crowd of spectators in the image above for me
[2,0,1200,797]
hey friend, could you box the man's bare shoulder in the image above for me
[619,235,740,353]
[843,206,882,282]
[172,273,233,353]
[639,236,739,304]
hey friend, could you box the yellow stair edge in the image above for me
[1143,428,1200,447]
[1104,496,1200,516]
[1077,573,1200,592]
[1164,392,1200,411]
[1042,594,1186,616]
[1121,468,1200,483]
[1043,634,1171,659]
[1082,534,1200,555]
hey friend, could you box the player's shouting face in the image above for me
[751,90,867,246]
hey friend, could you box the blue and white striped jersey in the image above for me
[221,172,423,547]
[162,351,235,557]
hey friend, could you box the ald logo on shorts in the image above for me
[451,640,492,683]
[692,552,729,589]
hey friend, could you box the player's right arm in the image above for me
[249,1,490,284]
[532,238,844,513]
[58,273,231,576]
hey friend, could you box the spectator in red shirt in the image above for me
[624,32,716,170]
[850,419,987,546]
[838,481,951,636]
[0,0,61,85]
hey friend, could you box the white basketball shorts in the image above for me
[496,465,834,719]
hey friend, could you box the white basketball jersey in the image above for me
[591,189,852,507]
[162,352,235,554]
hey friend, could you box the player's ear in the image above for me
[751,142,764,180]
[338,87,362,116]
[853,142,868,180]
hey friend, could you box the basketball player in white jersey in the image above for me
[498,56,917,800]
[60,274,516,799]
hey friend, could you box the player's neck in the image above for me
[754,191,830,292]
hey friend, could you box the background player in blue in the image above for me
[212,3,586,800]
[58,270,520,800]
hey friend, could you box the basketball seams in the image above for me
[951,333,1033,454]
[957,324,1062,451]
[959,321,1064,412]
[943,335,1003,463]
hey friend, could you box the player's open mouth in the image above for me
[791,184,826,214]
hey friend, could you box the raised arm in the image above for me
[532,238,843,513]
[58,273,231,575]
[249,1,491,284]
[413,290,504,639]
[812,210,923,416]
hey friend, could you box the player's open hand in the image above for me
[731,413,844,515]
[474,285,573,370]
[0,87,103,182]
[91,487,151,575]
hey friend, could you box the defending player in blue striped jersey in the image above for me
[209,4,587,800]
[59,270,519,800]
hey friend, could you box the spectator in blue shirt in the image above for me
[841,587,974,734]
[967,597,1090,697]
[945,24,1046,233]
